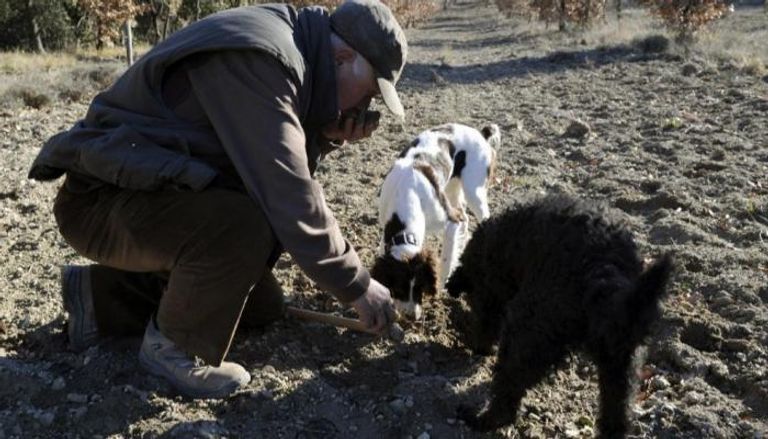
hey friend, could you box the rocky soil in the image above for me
[1,1,767,438]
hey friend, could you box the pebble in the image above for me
[683,391,704,405]
[66,393,88,404]
[681,63,700,76]
[563,119,591,139]
[389,398,405,414]
[564,425,580,438]
[657,402,677,418]
[348,425,358,432]
[651,376,671,391]
[446,418,456,425]
[51,377,66,391]
[36,411,55,426]
[70,406,88,419]
[416,433,430,439]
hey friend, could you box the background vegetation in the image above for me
[1,0,755,54]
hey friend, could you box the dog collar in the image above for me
[388,232,419,249]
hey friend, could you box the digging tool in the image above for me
[286,305,404,341]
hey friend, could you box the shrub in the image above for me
[257,0,438,27]
[496,0,606,29]
[14,87,52,108]
[638,0,730,41]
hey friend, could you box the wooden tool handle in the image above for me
[285,305,375,334]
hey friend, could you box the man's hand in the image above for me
[351,278,396,335]
[322,110,381,143]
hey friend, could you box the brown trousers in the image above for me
[53,177,285,366]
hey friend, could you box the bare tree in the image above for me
[78,0,146,50]
[28,0,46,53]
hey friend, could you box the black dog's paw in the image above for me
[458,404,507,432]
[470,341,496,357]
[456,404,481,429]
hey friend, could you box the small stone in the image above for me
[70,406,88,419]
[37,411,55,425]
[405,397,415,408]
[563,119,591,139]
[681,63,699,76]
[66,393,88,404]
[389,398,406,414]
[564,425,580,438]
[51,377,66,391]
[424,423,432,430]
[446,418,456,425]
[262,365,276,374]
[416,433,430,439]
[651,376,670,391]
[683,391,704,405]
[349,425,358,432]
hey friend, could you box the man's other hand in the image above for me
[322,110,381,143]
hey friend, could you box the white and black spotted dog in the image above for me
[371,123,500,320]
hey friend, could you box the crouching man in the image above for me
[28,0,406,399]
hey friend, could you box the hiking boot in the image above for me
[60,265,100,352]
[138,318,251,399]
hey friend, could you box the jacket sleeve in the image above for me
[185,50,369,303]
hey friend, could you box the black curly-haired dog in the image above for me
[446,194,673,437]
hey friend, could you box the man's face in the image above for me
[335,52,379,113]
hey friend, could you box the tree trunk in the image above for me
[28,0,46,53]
[195,0,201,21]
[124,21,134,66]
[162,11,171,40]
[559,0,567,31]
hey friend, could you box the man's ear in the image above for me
[333,45,356,66]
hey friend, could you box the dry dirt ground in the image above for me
[2,1,768,438]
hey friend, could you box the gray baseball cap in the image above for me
[330,0,408,118]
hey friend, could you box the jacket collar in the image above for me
[294,7,338,130]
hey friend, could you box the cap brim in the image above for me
[377,77,404,119]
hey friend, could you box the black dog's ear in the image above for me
[446,265,468,297]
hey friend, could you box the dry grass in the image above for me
[572,7,766,75]
[582,9,669,46]
[697,9,768,71]
[0,44,151,74]
[0,44,150,109]
[0,51,78,75]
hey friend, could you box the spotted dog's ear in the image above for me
[480,124,501,149]
[415,249,439,296]
[371,255,396,287]
[446,264,469,298]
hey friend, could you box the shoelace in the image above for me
[165,349,206,369]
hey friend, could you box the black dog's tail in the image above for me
[623,254,674,339]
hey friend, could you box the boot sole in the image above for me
[61,266,98,352]
[138,347,243,400]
